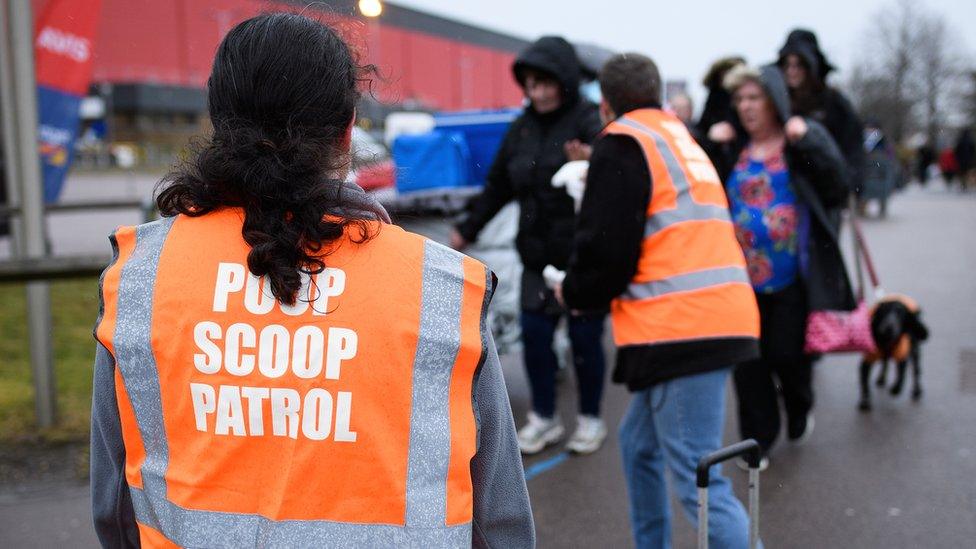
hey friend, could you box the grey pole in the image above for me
[5,0,56,427]
[0,2,24,257]
[697,486,709,549]
[748,467,760,549]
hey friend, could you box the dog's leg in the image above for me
[859,360,873,411]
[911,342,923,401]
[876,359,889,387]
[890,360,908,396]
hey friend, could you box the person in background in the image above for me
[955,128,975,190]
[450,36,609,455]
[915,142,935,186]
[557,52,760,549]
[697,56,747,177]
[90,14,534,548]
[862,119,899,217]
[668,93,694,129]
[939,146,959,186]
[776,29,865,203]
[711,64,856,467]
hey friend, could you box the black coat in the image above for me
[706,65,857,312]
[457,36,602,311]
[956,130,976,173]
[799,88,866,192]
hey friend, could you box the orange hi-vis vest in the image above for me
[603,109,760,348]
[95,209,493,547]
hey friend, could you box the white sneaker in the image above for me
[565,415,608,454]
[517,412,565,454]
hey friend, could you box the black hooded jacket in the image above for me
[457,36,601,312]
[778,29,866,192]
[707,65,857,313]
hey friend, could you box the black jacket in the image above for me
[706,65,857,313]
[695,86,746,179]
[563,128,759,390]
[778,30,866,192]
[956,130,975,172]
[457,36,601,311]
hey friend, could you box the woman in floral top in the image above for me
[705,64,855,468]
[729,144,807,293]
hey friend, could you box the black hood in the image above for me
[778,28,836,84]
[513,36,582,106]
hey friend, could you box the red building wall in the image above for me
[32,0,525,111]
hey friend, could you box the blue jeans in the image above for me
[619,368,755,549]
[521,310,606,418]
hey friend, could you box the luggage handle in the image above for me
[696,439,761,549]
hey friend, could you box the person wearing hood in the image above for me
[777,29,865,201]
[711,64,856,466]
[451,36,608,455]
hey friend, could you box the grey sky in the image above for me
[395,0,974,106]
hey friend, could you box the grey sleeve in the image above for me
[90,342,140,548]
[470,330,536,548]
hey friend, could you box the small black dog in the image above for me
[858,295,930,411]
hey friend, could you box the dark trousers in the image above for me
[521,309,606,418]
[734,282,812,453]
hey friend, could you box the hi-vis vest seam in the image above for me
[611,118,747,302]
[111,217,477,547]
[615,117,731,238]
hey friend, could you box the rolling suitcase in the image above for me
[696,439,761,549]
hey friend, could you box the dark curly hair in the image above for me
[156,13,376,305]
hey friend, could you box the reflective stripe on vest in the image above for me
[604,109,759,347]
[98,213,490,547]
[615,117,733,239]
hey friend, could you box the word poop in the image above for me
[189,263,358,442]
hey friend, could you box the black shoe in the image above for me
[788,413,815,444]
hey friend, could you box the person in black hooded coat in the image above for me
[451,36,608,455]
[778,29,865,199]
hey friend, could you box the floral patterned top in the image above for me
[727,146,806,293]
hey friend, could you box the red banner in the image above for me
[34,0,103,95]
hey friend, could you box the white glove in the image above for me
[542,264,566,290]
[551,160,589,212]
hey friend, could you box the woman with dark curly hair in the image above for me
[89,13,533,548]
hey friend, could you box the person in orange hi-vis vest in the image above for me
[89,13,534,549]
[554,53,761,549]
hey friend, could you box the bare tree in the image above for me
[914,14,971,144]
[916,15,947,144]
[968,71,976,128]
[874,0,919,141]
[847,0,972,144]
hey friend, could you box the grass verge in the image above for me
[0,277,100,445]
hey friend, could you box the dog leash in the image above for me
[849,196,883,301]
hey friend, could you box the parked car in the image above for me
[349,127,395,192]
